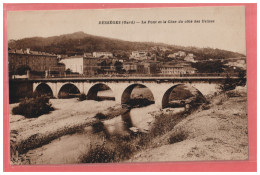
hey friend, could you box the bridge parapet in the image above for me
[27,76,242,84]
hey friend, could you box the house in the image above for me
[167,54,176,58]
[167,51,186,59]
[176,51,186,57]
[151,46,158,51]
[130,51,148,60]
[225,57,247,70]
[93,52,113,58]
[184,53,196,62]
[158,47,170,52]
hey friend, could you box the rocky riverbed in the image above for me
[9,85,248,164]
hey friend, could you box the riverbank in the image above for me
[128,86,248,162]
[9,99,127,164]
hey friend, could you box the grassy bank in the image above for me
[79,86,247,163]
[79,109,187,163]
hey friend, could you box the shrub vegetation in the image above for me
[80,136,138,163]
[168,130,189,144]
[78,93,87,101]
[12,96,54,118]
[219,74,237,92]
[81,144,117,163]
[94,113,108,120]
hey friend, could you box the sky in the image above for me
[7,6,246,54]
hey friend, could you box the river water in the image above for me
[24,103,154,164]
[24,99,184,165]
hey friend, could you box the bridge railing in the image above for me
[22,72,242,80]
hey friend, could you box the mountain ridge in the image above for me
[8,31,245,59]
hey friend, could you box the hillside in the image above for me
[8,31,245,59]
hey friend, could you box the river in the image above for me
[23,99,184,165]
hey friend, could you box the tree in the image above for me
[238,70,246,86]
[114,61,123,73]
[65,68,72,75]
[191,60,225,73]
[97,69,105,74]
[99,60,109,70]
[219,74,237,92]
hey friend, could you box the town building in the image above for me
[60,56,116,76]
[159,64,196,75]
[167,51,186,59]
[143,61,158,74]
[176,51,186,57]
[123,60,159,75]
[158,47,170,52]
[123,62,137,73]
[93,52,113,58]
[83,57,99,76]
[136,64,145,74]
[59,55,84,74]
[103,69,117,75]
[151,46,158,51]
[167,54,177,58]
[225,57,247,70]
[130,51,148,60]
[83,53,93,58]
[8,48,65,77]
[184,53,196,62]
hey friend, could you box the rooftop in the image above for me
[63,55,84,59]
[8,49,57,56]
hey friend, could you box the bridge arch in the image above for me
[121,83,155,106]
[34,83,53,97]
[86,83,115,101]
[58,83,80,98]
[162,84,206,109]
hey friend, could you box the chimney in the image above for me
[26,48,30,54]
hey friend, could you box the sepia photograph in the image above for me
[7,6,248,165]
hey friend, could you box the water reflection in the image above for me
[103,104,185,136]
[121,110,134,131]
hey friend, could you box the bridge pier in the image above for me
[146,83,173,109]
[107,83,130,105]
[51,82,58,98]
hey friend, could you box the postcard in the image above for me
[6,5,250,166]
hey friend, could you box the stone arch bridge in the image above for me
[31,77,234,108]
